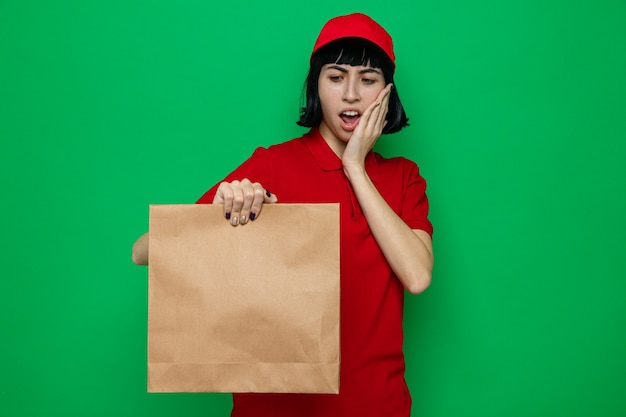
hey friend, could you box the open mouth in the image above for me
[340,111,361,130]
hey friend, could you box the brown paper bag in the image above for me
[148,204,340,393]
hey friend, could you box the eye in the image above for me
[362,78,375,84]
[329,75,343,82]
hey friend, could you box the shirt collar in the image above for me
[302,127,381,183]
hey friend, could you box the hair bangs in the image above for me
[314,39,390,75]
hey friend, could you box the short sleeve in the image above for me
[400,160,433,237]
[196,147,271,204]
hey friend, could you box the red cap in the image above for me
[311,13,395,66]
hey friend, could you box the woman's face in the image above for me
[317,62,386,149]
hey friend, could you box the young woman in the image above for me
[133,13,433,417]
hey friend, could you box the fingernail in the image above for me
[265,189,271,198]
[240,215,247,225]
[249,212,256,221]
[225,212,231,220]
[231,216,239,226]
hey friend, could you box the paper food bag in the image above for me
[148,204,340,393]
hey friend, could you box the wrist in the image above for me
[342,162,367,182]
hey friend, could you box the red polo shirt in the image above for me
[197,128,432,417]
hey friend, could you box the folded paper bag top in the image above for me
[147,203,340,393]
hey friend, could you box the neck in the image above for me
[318,124,347,159]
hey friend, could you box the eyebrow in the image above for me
[325,64,382,75]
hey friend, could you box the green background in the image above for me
[1,0,625,416]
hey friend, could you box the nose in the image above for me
[343,78,360,103]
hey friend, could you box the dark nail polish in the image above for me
[225,212,231,220]
[249,212,256,221]
[265,189,271,198]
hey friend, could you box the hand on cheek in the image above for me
[343,84,392,167]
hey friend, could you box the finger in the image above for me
[360,105,382,139]
[353,98,380,139]
[263,189,279,204]
[248,183,267,221]
[229,180,244,226]
[373,83,391,108]
[214,182,235,220]
[238,179,256,225]
[373,111,386,133]
[361,85,390,132]
[251,188,279,221]
[375,85,392,131]
[367,84,391,134]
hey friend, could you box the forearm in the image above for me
[132,232,149,266]
[344,165,433,294]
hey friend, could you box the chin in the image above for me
[338,130,353,143]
